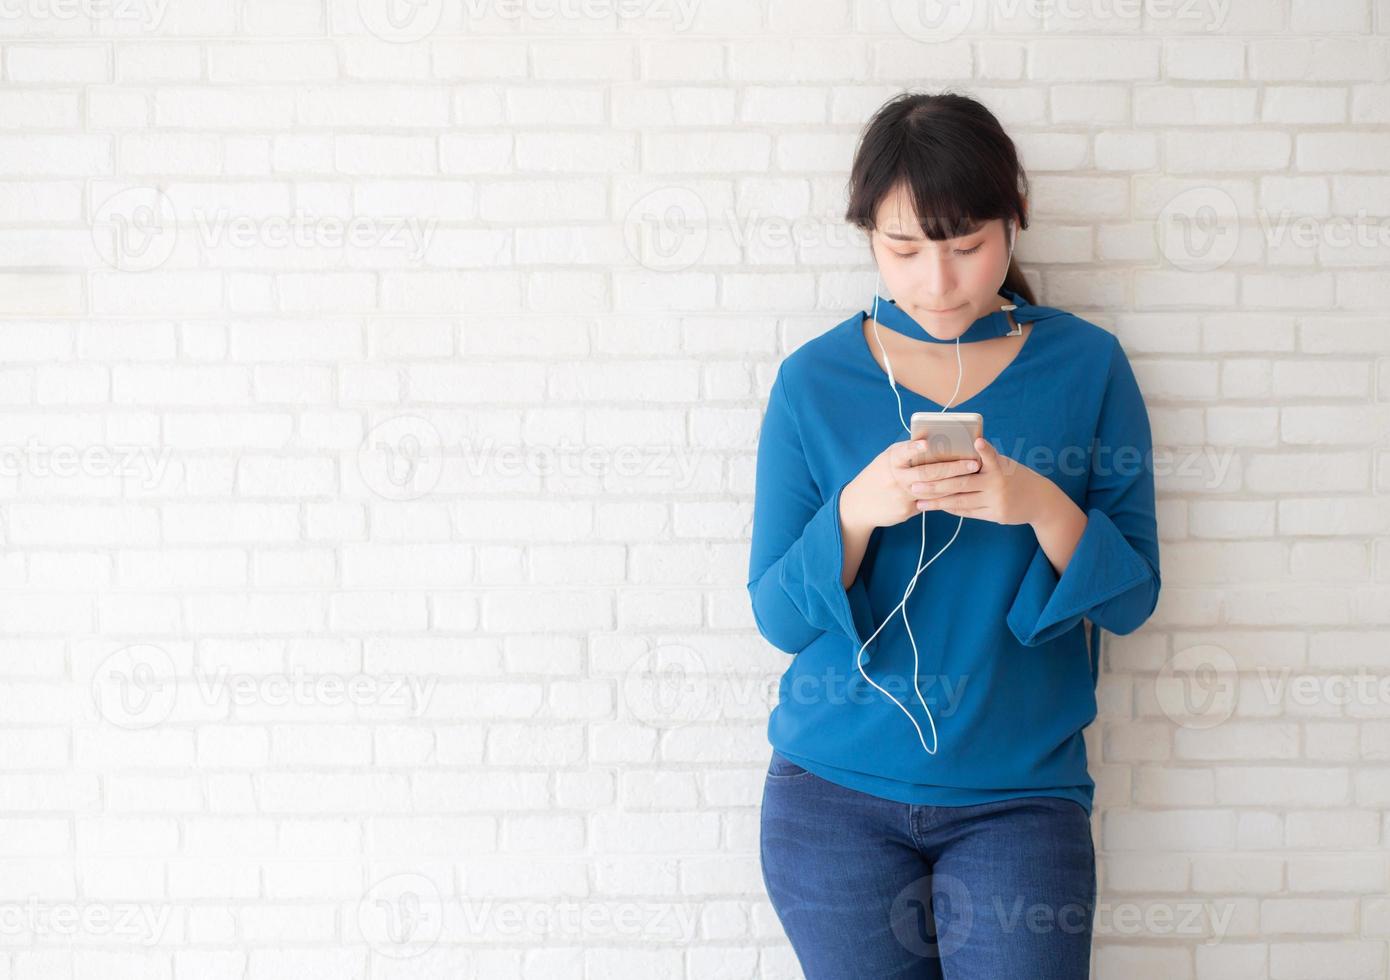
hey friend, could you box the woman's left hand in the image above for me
[909,437,1053,527]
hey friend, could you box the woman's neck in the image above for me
[873,292,1019,356]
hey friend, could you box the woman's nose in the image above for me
[919,254,953,295]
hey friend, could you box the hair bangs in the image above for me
[895,161,998,243]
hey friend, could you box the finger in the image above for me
[902,457,981,483]
[916,491,985,512]
[909,474,981,498]
[892,440,929,467]
[918,500,988,516]
[935,504,988,518]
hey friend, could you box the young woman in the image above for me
[748,92,1161,977]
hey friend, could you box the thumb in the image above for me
[973,436,999,467]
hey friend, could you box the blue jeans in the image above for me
[760,751,1096,979]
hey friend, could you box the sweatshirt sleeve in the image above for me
[746,366,879,658]
[1006,336,1161,648]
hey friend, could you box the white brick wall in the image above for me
[0,2,1387,978]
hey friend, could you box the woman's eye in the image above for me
[890,243,978,258]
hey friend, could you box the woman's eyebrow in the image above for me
[882,222,986,243]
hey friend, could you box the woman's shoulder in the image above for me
[1023,299,1120,352]
[770,299,1130,403]
[1021,300,1140,390]
[771,309,867,394]
[792,308,864,358]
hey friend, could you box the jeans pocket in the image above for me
[767,750,813,779]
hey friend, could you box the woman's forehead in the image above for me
[876,216,990,243]
[872,185,992,240]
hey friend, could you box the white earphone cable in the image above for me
[856,220,1017,756]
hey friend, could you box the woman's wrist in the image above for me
[1029,478,1088,575]
[838,475,877,589]
[839,474,878,536]
[1027,474,1076,531]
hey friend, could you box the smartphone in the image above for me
[908,412,983,465]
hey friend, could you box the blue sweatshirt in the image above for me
[747,286,1161,816]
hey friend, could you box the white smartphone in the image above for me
[908,412,983,465]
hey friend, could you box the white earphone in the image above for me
[856,219,1017,756]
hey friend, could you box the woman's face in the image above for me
[870,184,1016,341]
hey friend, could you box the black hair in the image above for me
[845,91,1036,305]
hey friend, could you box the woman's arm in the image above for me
[1029,482,1089,578]
[1004,336,1162,647]
[837,490,875,590]
[747,366,878,655]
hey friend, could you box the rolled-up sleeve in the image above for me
[747,367,878,657]
[1006,337,1161,649]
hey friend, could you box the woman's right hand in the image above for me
[841,439,983,531]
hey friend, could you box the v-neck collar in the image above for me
[867,286,1038,344]
[856,303,1039,412]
